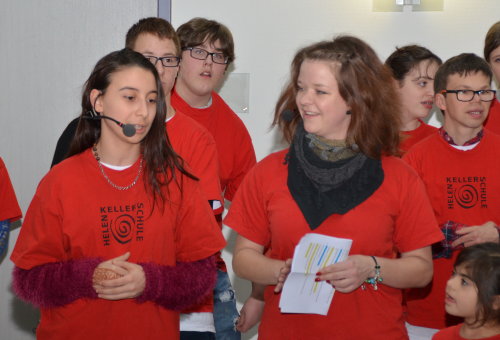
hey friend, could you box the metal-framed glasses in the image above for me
[183,47,229,65]
[440,89,496,102]
[144,55,180,67]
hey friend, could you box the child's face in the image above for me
[396,60,439,122]
[132,33,179,101]
[436,71,492,138]
[445,264,479,322]
[176,39,227,101]
[295,59,351,141]
[488,45,500,85]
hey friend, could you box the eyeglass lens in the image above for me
[145,56,179,67]
[189,48,227,64]
[457,90,495,102]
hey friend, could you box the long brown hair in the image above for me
[68,48,195,208]
[273,36,401,159]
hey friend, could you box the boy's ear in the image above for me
[435,92,447,112]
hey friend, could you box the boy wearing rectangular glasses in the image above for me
[172,18,256,205]
[403,53,500,340]
[172,18,257,340]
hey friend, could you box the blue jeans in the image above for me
[213,269,241,340]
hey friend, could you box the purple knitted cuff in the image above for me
[12,258,101,308]
[137,256,217,311]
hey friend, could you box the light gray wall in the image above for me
[0,1,157,338]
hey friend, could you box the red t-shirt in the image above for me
[224,149,442,340]
[167,111,222,207]
[433,324,500,340]
[11,149,226,340]
[171,90,256,201]
[403,131,500,329]
[400,120,438,154]
[0,157,22,222]
[484,99,500,135]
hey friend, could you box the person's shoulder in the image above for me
[211,92,249,128]
[432,324,461,339]
[169,112,215,143]
[403,132,442,161]
[382,155,420,177]
[484,128,500,141]
[410,130,439,150]
[49,150,89,178]
[253,149,288,172]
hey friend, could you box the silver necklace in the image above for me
[92,144,143,190]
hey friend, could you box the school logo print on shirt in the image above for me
[99,203,145,246]
[446,176,487,209]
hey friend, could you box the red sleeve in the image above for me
[390,159,443,252]
[11,174,68,269]
[166,116,223,205]
[189,132,222,205]
[223,127,256,202]
[174,174,226,262]
[431,325,461,339]
[0,158,22,222]
[223,159,270,247]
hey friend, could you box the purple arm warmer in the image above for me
[136,255,217,311]
[12,258,101,308]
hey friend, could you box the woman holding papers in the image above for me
[224,36,443,339]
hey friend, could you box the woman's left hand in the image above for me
[93,259,146,300]
[316,255,373,293]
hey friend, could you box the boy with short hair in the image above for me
[403,53,500,339]
[171,18,257,339]
[172,18,256,203]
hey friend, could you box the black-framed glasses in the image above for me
[440,89,496,102]
[183,47,229,65]
[144,55,180,67]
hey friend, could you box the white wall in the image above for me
[0,1,157,339]
[171,1,500,338]
[1,1,499,339]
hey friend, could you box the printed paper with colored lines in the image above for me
[279,233,352,315]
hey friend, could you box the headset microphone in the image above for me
[85,111,136,137]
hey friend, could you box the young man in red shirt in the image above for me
[403,53,500,340]
[172,18,257,340]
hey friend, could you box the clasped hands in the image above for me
[92,252,146,300]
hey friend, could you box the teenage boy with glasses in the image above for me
[403,53,500,340]
[171,17,257,340]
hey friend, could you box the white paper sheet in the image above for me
[279,233,352,315]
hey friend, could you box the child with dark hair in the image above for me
[385,45,442,153]
[433,243,500,339]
